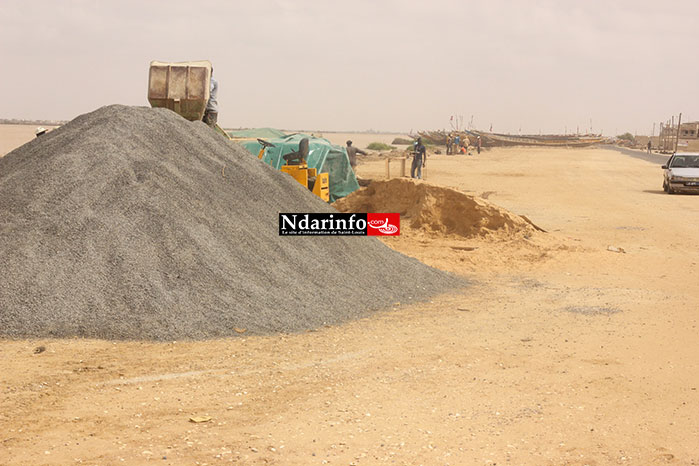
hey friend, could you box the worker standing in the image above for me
[346,140,367,171]
[477,135,482,154]
[647,140,652,154]
[411,137,426,179]
[203,68,218,128]
[446,134,452,155]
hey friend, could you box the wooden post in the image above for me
[675,113,682,153]
[671,116,674,152]
[399,157,406,177]
[385,158,391,179]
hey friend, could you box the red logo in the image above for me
[366,213,400,236]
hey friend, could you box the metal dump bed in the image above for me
[147,60,211,121]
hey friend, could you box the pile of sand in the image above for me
[333,178,540,238]
[0,105,463,340]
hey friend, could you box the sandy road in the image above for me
[1,146,698,465]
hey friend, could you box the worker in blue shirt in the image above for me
[411,138,426,179]
[203,68,218,128]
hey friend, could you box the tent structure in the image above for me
[239,134,360,202]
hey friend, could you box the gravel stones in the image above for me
[0,105,464,340]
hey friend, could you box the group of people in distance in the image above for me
[447,133,481,155]
[348,134,483,181]
[413,135,482,179]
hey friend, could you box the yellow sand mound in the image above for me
[333,178,538,238]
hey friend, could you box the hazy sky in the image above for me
[2,0,697,134]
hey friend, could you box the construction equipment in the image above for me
[255,137,328,200]
[148,60,211,121]
[147,61,332,201]
[239,134,359,202]
[257,138,275,159]
[270,138,329,202]
[147,60,228,137]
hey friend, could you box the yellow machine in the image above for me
[259,138,329,202]
[281,165,329,202]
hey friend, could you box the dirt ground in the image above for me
[0,125,59,157]
[1,144,698,465]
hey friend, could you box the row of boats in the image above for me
[414,129,605,147]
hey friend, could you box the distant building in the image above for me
[657,120,699,152]
[660,121,699,140]
[679,121,699,139]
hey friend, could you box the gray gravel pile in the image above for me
[0,105,464,340]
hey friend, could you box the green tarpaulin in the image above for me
[239,134,360,202]
[227,127,287,139]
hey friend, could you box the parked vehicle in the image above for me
[662,153,699,194]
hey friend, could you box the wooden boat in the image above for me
[465,130,605,147]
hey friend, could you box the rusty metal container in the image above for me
[147,60,211,121]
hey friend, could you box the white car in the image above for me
[662,152,699,194]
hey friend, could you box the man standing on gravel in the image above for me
[411,137,426,179]
[203,68,218,128]
[346,140,367,171]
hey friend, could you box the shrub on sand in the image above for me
[367,142,396,151]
